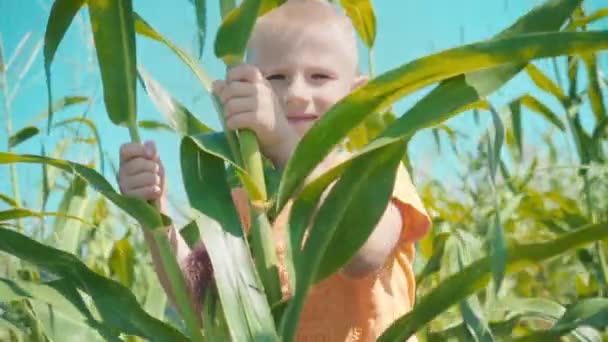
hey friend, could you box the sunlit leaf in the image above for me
[340,0,376,48]
[582,53,606,122]
[0,208,88,224]
[88,0,137,127]
[525,63,568,104]
[52,175,89,254]
[138,68,212,135]
[8,127,39,149]
[214,0,265,65]
[0,228,188,341]
[134,13,212,91]
[379,222,608,341]
[108,235,135,288]
[54,117,106,175]
[43,0,86,131]
[138,120,173,132]
[0,193,17,207]
[180,137,277,340]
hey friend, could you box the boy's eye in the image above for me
[266,74,286,81]
[311,73,331,80]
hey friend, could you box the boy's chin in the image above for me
[289,120,316,137]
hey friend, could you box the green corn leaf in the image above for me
[0,152,166,230]
[379,222,608,341]
[277,0,585,215]
[0,208,88,224]
[340,0,376,48]
[519,94,566,130]
[108,234,135,288]
[220,0,236,18]
[513,298,608,341]
[278,29,607,211]
[8,127,39,149]
[179,220,200,248]
[0,277,121,341]
[88,0,138,128]
[280,141,405,341]
[0,228,189,341]
[583,53,606,123]
[0,193,17,207]
[138,120,174,132]
[568,8,608,29]
[187,132,266,206]
[52,175,89,254]
[138,68,213,135]
[54,117,106,175]
[214,0,265,65]
[488,106,504,181]
[142,266,167,320]
[190,0,207,59]
[180,137,277,341]
[134,13,212,91]
[27,95,90,127]
[525,63,568,104]
[416,232,451,284]
[43,0,86,131]
[509,100,523,157]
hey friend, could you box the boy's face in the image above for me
[249,24,365,136]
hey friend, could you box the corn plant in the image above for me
[1,0,608,341]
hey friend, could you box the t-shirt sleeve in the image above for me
[391,164,431,244]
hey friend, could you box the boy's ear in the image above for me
[351,74,369,91]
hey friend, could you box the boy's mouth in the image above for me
[287,113,319,123]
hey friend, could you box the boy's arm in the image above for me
[308,151,403,279]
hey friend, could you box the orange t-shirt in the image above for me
[231,163,431,341]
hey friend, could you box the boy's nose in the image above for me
[285,76,310,109]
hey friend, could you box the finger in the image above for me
[212,80,226,96]
[120,143,146,164]
[218,81,256,103]
[226,112,258,132]
[144,140,159,161]
[224,97,257,118]
[227,64,263,83]
[128,185,163,201]
[122,172,161,191]
[121,157,159,176]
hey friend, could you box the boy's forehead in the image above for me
[248,0,358,70]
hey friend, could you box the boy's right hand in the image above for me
[118,141,166,206]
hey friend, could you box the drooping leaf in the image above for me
[583,53,606,122]
[0,152,166,230]
[0,228,188,341]
[43,0,86,131]
[8,127,39,149]
[519,94,566,130]
[214,0,276,66]
[340,0,376,48]
[379,222,608,341]
[509,100,523,157]
[280,141,405,341]
[138,68,213,135]
[279,29,607,210]
[52,174,89,254]
[180,137,277,340]
[525,62,568,104]
[0,277,120,341]
[134,13,212,91]
[108,235,135,288]
[191,0,207,59]
[54,117,106,175]
[488,106,504,180]
[138,120,174,132]
[88,0,137,127]
[0,193,17,207]
[0,208,88,224]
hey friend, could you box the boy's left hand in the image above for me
[212,64,299,168]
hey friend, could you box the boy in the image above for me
[118,0,430,340]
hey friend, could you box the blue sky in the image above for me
[0,0,606,217]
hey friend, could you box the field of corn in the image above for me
[1,0,608,340]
